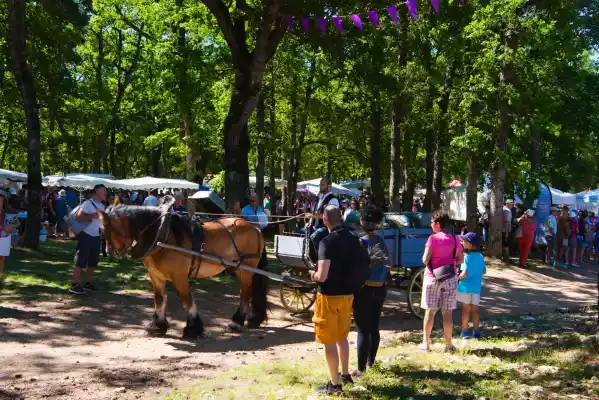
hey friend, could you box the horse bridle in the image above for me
[104,212,169,259]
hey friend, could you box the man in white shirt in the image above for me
[306,178,340,259]
[143,190,159,206]
[70,184,106,294]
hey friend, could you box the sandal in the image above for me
[445,344,457,353]
[419,343,431,352]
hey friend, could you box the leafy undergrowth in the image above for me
[166,309,599,400]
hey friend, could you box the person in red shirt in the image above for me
[517,209,537,267]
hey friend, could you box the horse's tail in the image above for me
[247,249,269,327]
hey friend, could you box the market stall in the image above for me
[296,178,359,197]
[115,176,199,191]
[576,189,599,212]
[189,190,226,214]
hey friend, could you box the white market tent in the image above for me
[249,176,287,188]
[297,178,359,197]
[550,187,576,206]
[44,174,126,190]
[0,169,27,182]
[43,174,199,191]
[116,176,199,191]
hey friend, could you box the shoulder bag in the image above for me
[427,234,457,282]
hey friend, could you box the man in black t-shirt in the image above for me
[308,205,354,395]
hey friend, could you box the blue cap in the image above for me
[459,232,481,246]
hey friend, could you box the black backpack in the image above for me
[343,233,371,293]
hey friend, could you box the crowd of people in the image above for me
[303,182,487,395]
[476,200,599,269]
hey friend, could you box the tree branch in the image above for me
[201,0,249,65]
[114,5,152,39]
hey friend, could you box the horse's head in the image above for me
[101,198,175,259]
[100,206,135,259]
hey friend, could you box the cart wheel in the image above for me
[279,282,316,314]
[407,267,425,320]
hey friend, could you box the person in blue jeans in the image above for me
[351,206,389,376]
[457,232,486,339]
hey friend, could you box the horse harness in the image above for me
[105,211,171,259]
[188,218,264,279]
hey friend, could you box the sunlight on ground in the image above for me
[166,311,599,400]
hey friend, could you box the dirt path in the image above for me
[0,262,596,400]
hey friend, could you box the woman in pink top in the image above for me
[516,209,537,267]
[420,210,464,352]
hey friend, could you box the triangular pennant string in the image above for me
[316,17,327,32]
[387,6,399,24]
[368,10,380,29]
[351,14,363,31]
[407,0,418,20]
[301,16,310,33]
[286,15,293,31]
[333,16,344,32]
[431,0,439,13]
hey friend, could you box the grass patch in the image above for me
[2,240,242,301]
[165,314,599,400]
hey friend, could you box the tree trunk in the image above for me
[489,28,517,258]
[390,6,409,212]
[200,0,286,206]
[96,29,105,175]
[103,26,144,175]
[389,97,403,212]
[174,0,196,182]
[466,154,478,233]
[425,122,435,213]
[255,93,266,205]
[267,73,276,194]
[433,64,455,210]
[152,148,161,177]
[280,156,288,213]
[285,71,299,216]
[402,182,415,211]
[531,125,541,173]
[8,0,42,249]
[370,105,383,204]
[401,122,413,211]
[326,144,333,182]
[286,58,316,215]
[0,120,12,168]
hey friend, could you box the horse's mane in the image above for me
[105,204,190,247]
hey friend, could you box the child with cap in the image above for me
[457,232,486,339]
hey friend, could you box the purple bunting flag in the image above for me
[316,17,327,32]
[368,10,380,29]
[286,15,293,31]
[387,6,399,25]
[431,0,439,13]
[407,0,418,20]
[333,16,343,32]
[351,14,363,31]
[301,16,310,33]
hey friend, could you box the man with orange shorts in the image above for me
[309,205,354,395]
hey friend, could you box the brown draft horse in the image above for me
[99,196,269,339]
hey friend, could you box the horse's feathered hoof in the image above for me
[246,321,262,329]
[182,314,205,339]
[146,314,169,336]
[227,321,243,332]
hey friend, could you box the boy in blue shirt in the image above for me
[457,232,486,339]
